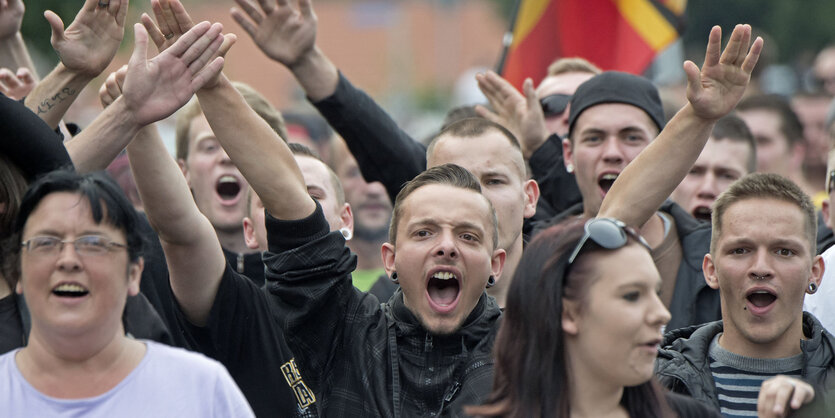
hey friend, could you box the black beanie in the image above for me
[568,71,665,137]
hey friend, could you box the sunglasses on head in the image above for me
[568,218,651,265]
[540,94,572,118]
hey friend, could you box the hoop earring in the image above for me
[340,227,353,241]
[390,272,398,283]
[486,275,496,288]
[808,282,818,294]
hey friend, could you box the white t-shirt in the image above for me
[0,340,254,417]
[805,245,835,333]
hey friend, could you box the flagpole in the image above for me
[495,0,524,75]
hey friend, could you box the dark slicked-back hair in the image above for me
[737,94,804,147]
[389,164,498,248]
[13,170,145,264]
[712,114,757,173]
[467,219,671,418]
[711,173,816,256]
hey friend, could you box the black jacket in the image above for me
[532,200,718,330]
[655,313,835,415]
[311,72,560,239]
[263,203,500,417]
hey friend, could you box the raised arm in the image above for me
[598,24,763,226]
[0,0,37,84]
[23,0,128,129]
[65,21,225,172]
[99,71,227,325]
[231,0,425,202]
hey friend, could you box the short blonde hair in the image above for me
[546,57,601,77]
[711,173,816,257]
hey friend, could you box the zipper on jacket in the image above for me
[237,253,244,273]
[424,334,433,352]
[436,381,461,415]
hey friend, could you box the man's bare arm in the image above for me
[24,0,129,128]
[66,21,225,172]
[598,25,763,226]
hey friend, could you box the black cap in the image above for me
[0,94,72,180]
[568,71,665,137]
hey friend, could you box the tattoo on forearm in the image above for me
[36,87,77,115]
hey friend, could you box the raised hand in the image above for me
[0,0,25,39]
[141,0,235,88]
[121,22,225,126]
[99,64,127,108]
[141,0,192,52]
[757,376,815,418]
[0,66,34,99]
[45,0,128,78]
[476,71,548,159]
[684,24,763,121]
[231,0,317,67]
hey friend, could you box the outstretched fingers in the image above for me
[43,10,66,44]
[298,0,314,17]
[258,0,278,15]
[165,21,212,58]
[190,56,225,91]
[741,36,764,75]
[141,13,167,50]
[129,23,150,69]
[169,0,194,33]
[179,23,223,69]
[188,31,224,75]
[234,0,264,23]
[159,0,180,38]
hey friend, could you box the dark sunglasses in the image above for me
[568,218,651,264]
[828,171,835,195]
[540,94,572,117]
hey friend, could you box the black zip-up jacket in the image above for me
[263,203,500,417]
[655,313,835,415]
[532,200,718,330]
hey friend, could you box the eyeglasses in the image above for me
[567,218,651,264]
[21,236,127,257]
[540,94,572,117]
[827,170,835,195]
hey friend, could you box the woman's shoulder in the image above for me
[664,391,721,418]
[141,340,228,376]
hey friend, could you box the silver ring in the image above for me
[164,33,175,40]
[97,1,109,8]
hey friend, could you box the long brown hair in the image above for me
[467,219,673,418]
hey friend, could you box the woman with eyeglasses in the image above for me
[0,170,253,416]
[467,217,719,418]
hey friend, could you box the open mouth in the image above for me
[216,175,242,203]
[746,289,777,313]
[52,283,89,298]
[426,271,461,313]
[598,173,619,194]
[692,206,712,221]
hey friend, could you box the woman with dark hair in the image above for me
[468,218,719,418]
[0,170,253,416]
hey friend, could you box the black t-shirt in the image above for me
[177,263,317,418]
[0,294,23,354]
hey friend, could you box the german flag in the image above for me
[499,0,687,90]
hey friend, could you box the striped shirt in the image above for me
[708,334,803,417]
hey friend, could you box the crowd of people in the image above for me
[0,0,834,417]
